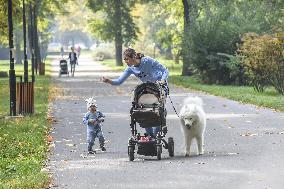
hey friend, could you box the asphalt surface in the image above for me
[48,54,284,189]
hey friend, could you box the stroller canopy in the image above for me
[133,82,162,105]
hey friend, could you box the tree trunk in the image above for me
[114,0,123,66]
[181,0,191,76]
[174,54,180,64]
[181,0,199,76]
[33,1,42,73]
[28,3,35,82]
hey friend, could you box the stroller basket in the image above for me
[132,108,163,128]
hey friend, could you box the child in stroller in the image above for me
[128,82,174,161]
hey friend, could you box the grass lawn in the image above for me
[0,60,51,189]
[97,58,284,112]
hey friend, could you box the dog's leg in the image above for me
[196,135,204,155]
[185,136,192,156]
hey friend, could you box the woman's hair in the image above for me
[123,48,144,59]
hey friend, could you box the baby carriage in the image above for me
[59,59,69,77]
[128,82,174,161]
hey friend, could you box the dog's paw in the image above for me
[198,151,204,155]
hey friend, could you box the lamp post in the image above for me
[8,0,16,116]
[23,0,28,83]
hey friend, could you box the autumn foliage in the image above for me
[239,31,284,94]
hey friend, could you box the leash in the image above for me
[168,95,180,118]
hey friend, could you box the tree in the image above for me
[134,2,179,60]
[181,0,202,76]
[27,0,68,67]
[87,0,139,66]
[53,0,93,49]
[180,0,283,83]
[0,0,22,45]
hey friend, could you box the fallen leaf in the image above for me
[240,132,258,136]
[63,138,72,142]
[47,135,53,142]
[228,152,239,155]
[66,144,76,147]
[41,168,49,172]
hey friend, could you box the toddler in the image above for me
[83,97,106,154]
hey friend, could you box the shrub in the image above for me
[217,53,247,85]
[239,31,284,94]
[184,11,241,85]
[92,43,115,60]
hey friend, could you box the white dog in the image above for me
[179,96,206,156]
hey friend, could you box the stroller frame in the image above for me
[128,82,174,161]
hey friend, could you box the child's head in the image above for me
[85,97,98,112]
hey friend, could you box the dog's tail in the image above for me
[183,96,203,107]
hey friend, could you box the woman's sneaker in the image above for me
[101,147,106,151]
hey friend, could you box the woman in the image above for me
[102,48,169,137]
[102,48,168,85]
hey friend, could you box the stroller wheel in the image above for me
[128,145,135,161]
[168,137,174,157]
[156,144,162,160]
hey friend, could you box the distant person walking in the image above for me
[68,47,77,76]
[76,45,81,65]
[60,47,64,58]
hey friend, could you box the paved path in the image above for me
[49,54,284,189]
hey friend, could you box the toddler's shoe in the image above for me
[101,147,106,151]
[88,150,96,154]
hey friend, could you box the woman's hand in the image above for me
[101,77,112,84]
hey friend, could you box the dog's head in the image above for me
[180,104,199,129]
